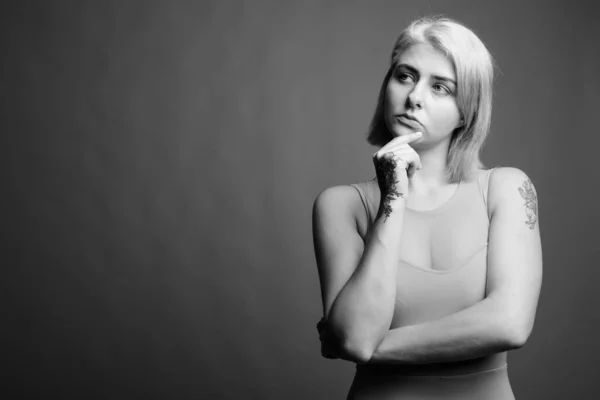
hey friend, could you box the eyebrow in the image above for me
[397,63,457,86]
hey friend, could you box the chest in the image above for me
[398,206,489,272]
[389,208,490,328]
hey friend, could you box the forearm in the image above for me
[368,296,520,364]
[328,201,405,360]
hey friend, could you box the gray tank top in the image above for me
[349,168,496,329]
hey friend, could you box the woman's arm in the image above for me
[313,185,406,363]
[367,167,543,364]
[318,167,543,364]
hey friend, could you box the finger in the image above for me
[399,158,411,171]
[392,152,415,172]
[415,154,422,170]
[373,132,421,158]
[388,131,423,147]
[379,142,421,157]
[402,152,422,171]
[374,132,422,158]
[375,144,420,165]
[409,164,417,178]
[388,132,423,144]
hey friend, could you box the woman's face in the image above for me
[384,42,462,146]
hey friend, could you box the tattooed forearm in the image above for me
[518,179,538,229]
[374,154,403,222]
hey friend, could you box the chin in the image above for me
[386,118,424,138]
[393,125,422,137]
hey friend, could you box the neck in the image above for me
[409,139,454,194]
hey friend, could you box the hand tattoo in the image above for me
[375,154,403,222]
[518,179,538,229]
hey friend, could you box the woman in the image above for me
[312,16,542,399]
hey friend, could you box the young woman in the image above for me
[312,16,542,399]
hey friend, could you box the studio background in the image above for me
[3,1,598,399]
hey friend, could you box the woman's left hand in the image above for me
[317,317,341,359]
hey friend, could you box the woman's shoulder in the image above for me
[315,178,376,202]
[486,166,534,191]
[313,182,364,217]
[313,180,374,239]
[486,166,537,213]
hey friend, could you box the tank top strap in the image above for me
[477,168,497,220]
[349,182,373,223]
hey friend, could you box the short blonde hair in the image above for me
[367,16,495,183]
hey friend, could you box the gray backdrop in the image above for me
[3,0,599,399]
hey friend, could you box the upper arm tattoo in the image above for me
[518,179,538,229]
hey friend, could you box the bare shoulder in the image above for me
[313,183,371,239]
[488,167,539,223]
[314,184,360,207]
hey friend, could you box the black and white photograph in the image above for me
[3,1,598,399]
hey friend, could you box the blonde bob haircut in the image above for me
[367,16,495,183]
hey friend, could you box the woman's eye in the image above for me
[433,84,450,94]
[397,73,414,83]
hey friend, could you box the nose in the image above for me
[406,84,424,110]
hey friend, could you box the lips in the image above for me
[396,115,422,130]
